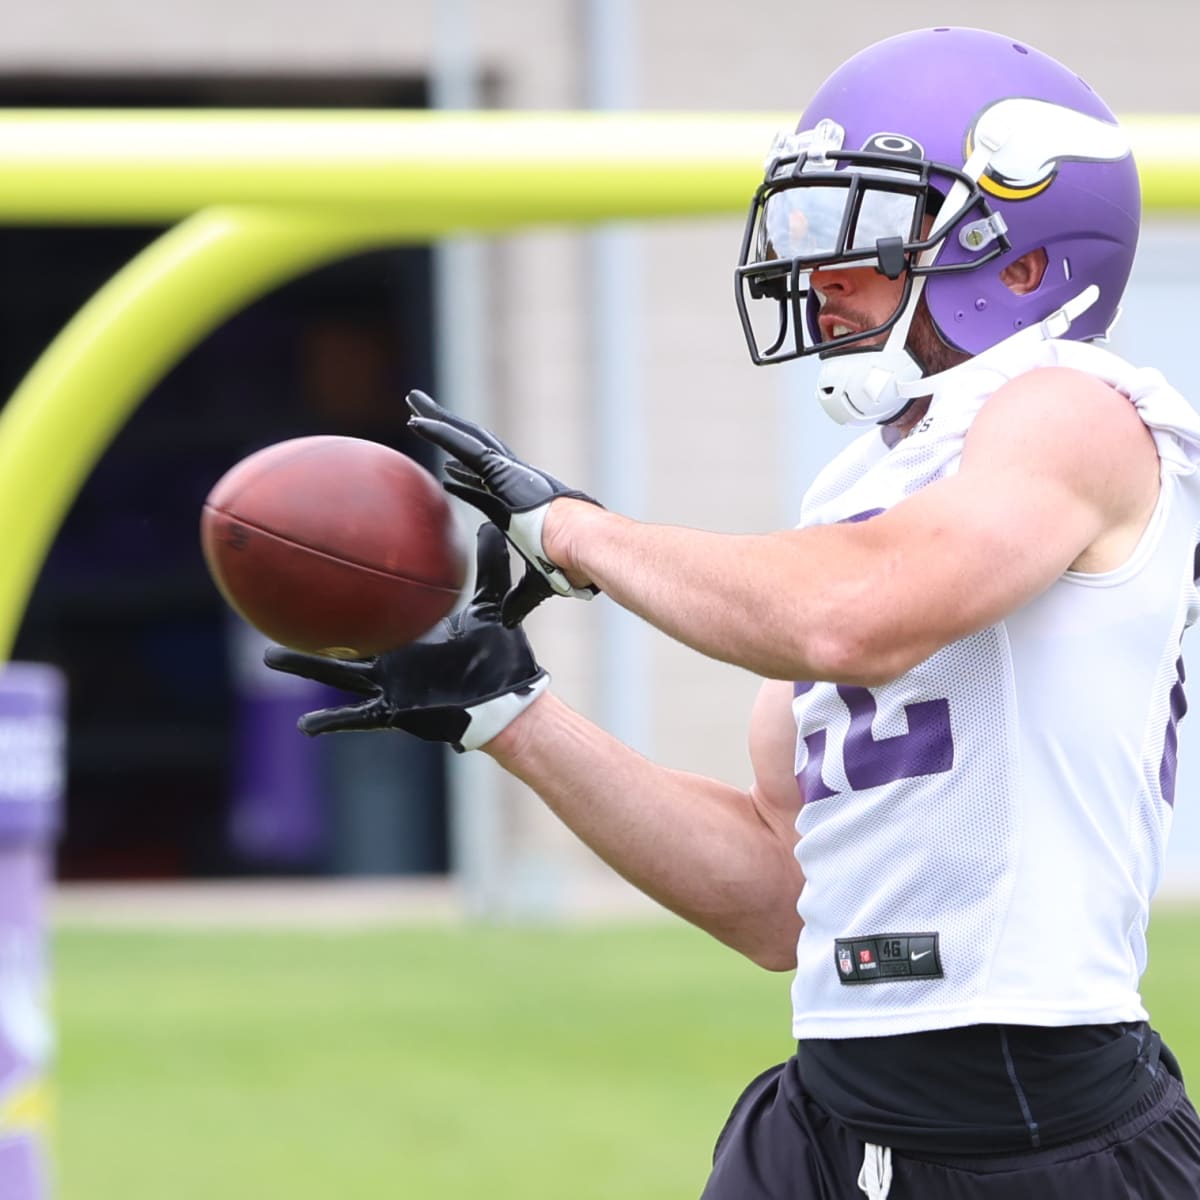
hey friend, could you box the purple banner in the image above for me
[0,663,64,1199]
[0,665,65,844]
[0,849,52,1198]
[226,621,328,866]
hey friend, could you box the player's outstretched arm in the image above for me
[483,677,806,971]
[408,378,1144,685]
[540,367,1161,684]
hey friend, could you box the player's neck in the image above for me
[885,396,932,444]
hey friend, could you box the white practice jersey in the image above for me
[791,335,1200,1039]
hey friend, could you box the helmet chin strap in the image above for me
[893,283,1102,400]
[814,135,1002,427]
[815,265,931,425]
[815,342,926,425]
[816,283,1102,426]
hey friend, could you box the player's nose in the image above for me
[811,264,856,294]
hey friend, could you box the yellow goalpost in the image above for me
[0,109,1195,660]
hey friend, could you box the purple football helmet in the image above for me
[735,27,1141,424]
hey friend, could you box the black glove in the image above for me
[263,524,548,751]
[405,389,601,626]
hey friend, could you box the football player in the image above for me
[269,26,1200,1199]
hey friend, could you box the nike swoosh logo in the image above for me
[911,950,932,961]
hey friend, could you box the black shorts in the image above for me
[701,1055,1200,1199]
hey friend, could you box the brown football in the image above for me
[201,435,466,657]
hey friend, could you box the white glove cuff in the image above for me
[460,674,551,751]
[508,508,592,599]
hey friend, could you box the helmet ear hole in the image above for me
[1000,247,1049,296]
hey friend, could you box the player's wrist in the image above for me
[542,497,602,590]
[480,684,552,760]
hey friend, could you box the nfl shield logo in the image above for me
[838,948,854,976]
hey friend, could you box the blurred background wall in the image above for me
[2,0,1198,911]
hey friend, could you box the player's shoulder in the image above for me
[967,364,1148,462]
[980,364,1135,428]
[962,362,1158,515]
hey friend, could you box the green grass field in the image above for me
[50,908,1200,1200]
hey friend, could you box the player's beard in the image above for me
[820,290,967,376]
[878,291,970,434]
[906,291,969,377]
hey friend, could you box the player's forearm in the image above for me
[544,501,890,683]
[485,692,803,970]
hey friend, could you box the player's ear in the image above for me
[1000,248,1048,296]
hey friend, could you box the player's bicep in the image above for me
[892,451,1094,628]
[856,370,1145,668]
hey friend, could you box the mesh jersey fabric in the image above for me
[790,336,1200,1039]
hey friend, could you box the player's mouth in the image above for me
[818,313,865,343]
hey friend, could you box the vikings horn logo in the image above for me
[966,97,1132,201]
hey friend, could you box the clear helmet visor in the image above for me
[760,182,920,261]
[735,173,927,363]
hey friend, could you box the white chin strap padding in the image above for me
[813,143,1001,429]
[816,348,926,426]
